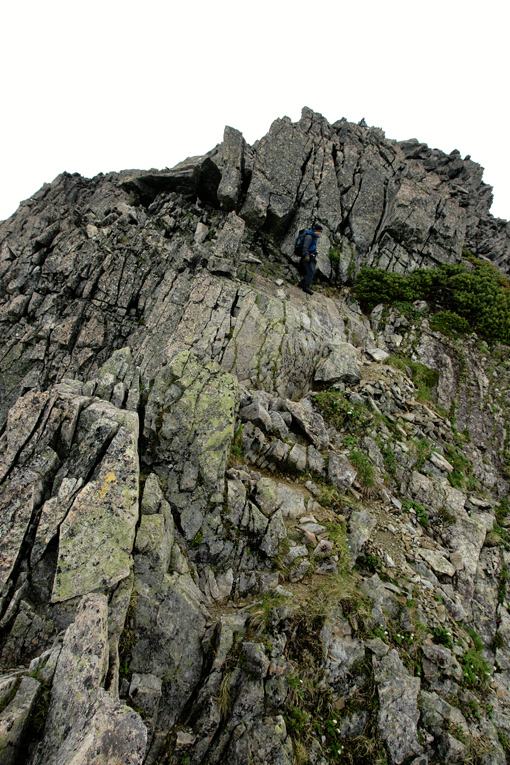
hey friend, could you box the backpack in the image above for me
[294,229,317,257]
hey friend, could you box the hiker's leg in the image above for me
[303,259,316,287]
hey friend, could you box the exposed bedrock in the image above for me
[1,108,510,765]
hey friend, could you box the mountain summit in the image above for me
[1,108,510,765]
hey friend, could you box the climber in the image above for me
[297,224,323,295]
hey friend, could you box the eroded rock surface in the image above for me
[1,108,510,765]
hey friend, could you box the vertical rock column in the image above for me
[32,593,147,765]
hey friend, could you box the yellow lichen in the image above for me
[99,471,118,498]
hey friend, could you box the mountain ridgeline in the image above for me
[1,107,510,765]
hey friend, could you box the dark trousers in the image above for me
[300,256,316,287]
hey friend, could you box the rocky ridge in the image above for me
[1,108,510,764]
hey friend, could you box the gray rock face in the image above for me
[328,451,357,489]
[284,400,329,450]
[321,608,365,698]
[314,342,361,385]
[119,107,508,279]
[374,650,423,764]
[32,593,147,765]
[347,509,378,562]
[1,108,510,765]
[0,676,40,765]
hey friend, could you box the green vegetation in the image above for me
[283,591,387,765]
[438,505,457,526]
[380,444,396,475]
[353,259,510,344]
[410,438,432,470]
[314,390,371,433]
[386,356,439,402]
[460,630,491,692]
[317,483,345,514]
[0,677,21,714]
[403,499,429,528]
[191,531,203,547]
[356,553,384,574]
[498,562,509,604]
[329,246,341,269]
[498,729,510,761]
[349,449,376,489]
[433,626,454,649]
[325,521,350,573]
[490,522,510,553]
[492,630,504,651]
[25,671,52,744]
[495,497,509,526]
[429,310,472,337]
[118,589,138,684]
[445,445,477,490]
[230,423,244,459]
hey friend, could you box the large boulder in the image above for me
[314,342,361,385]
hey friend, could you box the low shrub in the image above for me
[354,259,510,344]
[429,310,471,337]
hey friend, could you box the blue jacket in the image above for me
[302,230,318,257]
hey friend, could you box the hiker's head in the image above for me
[313,224,323,236]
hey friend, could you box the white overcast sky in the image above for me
[1,0,508,222]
